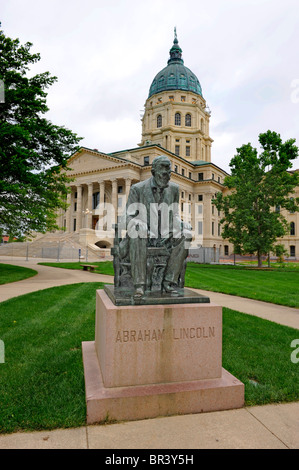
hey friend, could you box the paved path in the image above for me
[0,257,298,449]
[0,258,113,303]
[1,257,298,330]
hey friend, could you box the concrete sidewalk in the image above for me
[0,401,298,449]
[0,257,298,449]
[0,257,113,303]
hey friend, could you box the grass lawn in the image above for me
[185,263,299,308]
[0,283,298,434]
[40,261,299,308]
[0,263,37,285]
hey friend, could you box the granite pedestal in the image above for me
[82,289,244,423]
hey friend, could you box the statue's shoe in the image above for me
[162,281,179,296]
[133,286,145,299]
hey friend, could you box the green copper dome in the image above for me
[148,31,203,98]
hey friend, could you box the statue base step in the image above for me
[82,341,244,424]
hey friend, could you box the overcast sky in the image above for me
[2,0,299,172]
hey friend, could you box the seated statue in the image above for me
[113,155,192,301]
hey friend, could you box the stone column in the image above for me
[203,193,212,242]
[87,183,93,229]
[125,178,132,203]
[111,179,118,226]
[98,180,105,230]
[76,184,82,232]
[65,190,72,233]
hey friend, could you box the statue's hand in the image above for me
[181,221,193,240]
[127,219,148,238]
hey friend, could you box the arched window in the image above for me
[167,73,175,85]
[290,222,295,235]
[185,113,191,127]
[157,114,162,128]
[175,112,181,126]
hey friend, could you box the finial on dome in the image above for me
[174,26,178,44]
[168,27,183,64]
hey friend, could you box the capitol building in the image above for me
[56,33,298,261]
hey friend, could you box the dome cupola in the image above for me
[148,29,203,98]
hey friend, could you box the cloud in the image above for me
[2,0,299,172]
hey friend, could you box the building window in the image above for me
[198,173,204,181]
[189,172,192,179]
[290,222,295,235]
[218,223,221,236]
[74,202,77,212]
[175,112,181,126]
[182,169,185,176]
[181,96,186,102]
[174,165,178,173]
[175,145,180,156]
[157,114,162,128]
[167,73,175,85]
[224,245,229,256]
[290,246,296,257]
[185,113,191,127]
[212,222,214,236]
[198,194,203,201]
[158,76,165,89]
[181,191,184,199]
[197,204,203,214]
[144,156,149,165]
[200,118,204,132]
[275,205,280,213]
[290,197,295,213]
[212,205,215,215]
[186,146,190,157]
[189,194,191,201]
[118,185,123,194]
[73,219,76,232]
[74,192,77,199]
[198,221,203,235]
[169,95,174,101]
[212,173,215,180]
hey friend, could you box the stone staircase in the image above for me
[0,231,112,261]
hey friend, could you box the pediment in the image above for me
[67,148,126,175]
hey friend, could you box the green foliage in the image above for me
[213,131,299,266]
[0,27,81,237]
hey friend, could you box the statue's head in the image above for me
[151,156,171,188]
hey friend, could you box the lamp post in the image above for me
[83,208,91,261]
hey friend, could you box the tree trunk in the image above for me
[257,252,263,268]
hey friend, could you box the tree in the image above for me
[0,26,81,237]
[214,131,299,267]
